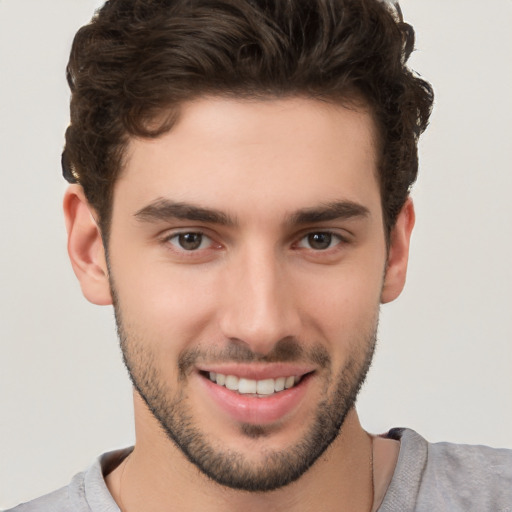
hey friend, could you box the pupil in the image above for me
[308,233,331,250]
[179,233,202,250]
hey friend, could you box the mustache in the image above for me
[178,337,330,375]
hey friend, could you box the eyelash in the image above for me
[164,232,218,256]
[162,230,348,254]
[294,231,347,251]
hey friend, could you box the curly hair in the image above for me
[62,0,433,241]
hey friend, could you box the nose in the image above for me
[218,245,301,355]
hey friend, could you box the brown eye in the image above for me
[168,232,209,251]
[296,232,344,251]
[307,232,333,250]
[179,233,203,250]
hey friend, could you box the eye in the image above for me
[167,232,212,251]
[296,232,344,251]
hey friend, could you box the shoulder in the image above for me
[379,428,512,512]
[423,436,512,509]
[4,448,131,512]
[3,472,84,512]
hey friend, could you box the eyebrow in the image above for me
[286,201,370,225]
[134,198,369,227]
[134,198,237,226]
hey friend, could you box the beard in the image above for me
[112,288,377,492]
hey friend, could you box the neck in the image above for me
[107,397,381,512]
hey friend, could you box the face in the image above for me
[106,97,388,491]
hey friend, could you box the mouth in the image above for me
[202,371,304,397]
[197,366,315,425]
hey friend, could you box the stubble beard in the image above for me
[112,290,377,492]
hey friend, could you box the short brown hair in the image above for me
[62,0,433,240]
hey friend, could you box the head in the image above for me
[62,0,432,243]
[63,0,432,493]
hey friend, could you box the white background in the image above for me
[1,0,511,508]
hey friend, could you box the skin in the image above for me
[64,97,413,512]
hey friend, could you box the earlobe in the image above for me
[63,185,112,306]
[381,198,415,304]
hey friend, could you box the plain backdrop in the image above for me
[1,0,511,508]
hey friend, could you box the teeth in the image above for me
[238,378,257,394]
[207,373,301,396]
[274,377,285,392]
[256,378,275,395]
[225,375,239,391]
[285,376,295,389]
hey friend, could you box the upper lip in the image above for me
[196,363,315,380]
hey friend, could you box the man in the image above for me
[7,0,511,511]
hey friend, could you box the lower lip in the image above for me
[199,373,311,425]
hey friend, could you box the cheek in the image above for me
[295,259,384,356]
[305,280,381,333]
[111,255,222,355]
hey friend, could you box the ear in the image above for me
[63,185,112,305]
[381,198,415,304]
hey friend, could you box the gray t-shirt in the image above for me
[6,428,512,511]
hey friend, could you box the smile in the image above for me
[207,372,301,396]
[198,367,314,424]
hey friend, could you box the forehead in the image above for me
[116,96,381,223]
